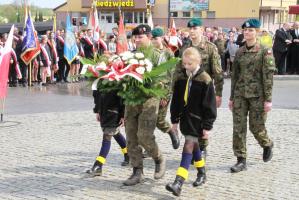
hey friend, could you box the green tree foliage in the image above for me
[0,4,53,24]
[39,11,43,22]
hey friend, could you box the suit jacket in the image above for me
[272,28,292,53]
[290,29,299,45]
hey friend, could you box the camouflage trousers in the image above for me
[156,102,171,133]
[232,96,273,158]
[125,97,162,168]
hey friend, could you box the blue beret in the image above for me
[242,19,261,29]
[132,24,151,36]
[151,28,164,38]
[187,18,203,27]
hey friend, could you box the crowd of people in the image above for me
[1,20,298,87]
[1,17,298,197]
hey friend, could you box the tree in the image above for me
[35,11,38,22]
[39,11,43,22]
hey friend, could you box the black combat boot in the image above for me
[85,161,102,177]
[230,157,247,173]
[123,167,144,186]
[165,176,185,197]
[263,142,274,162]
[193,167,206,187]
[121,153,130,166]
[154,156,166,179]
[168,129,180,149]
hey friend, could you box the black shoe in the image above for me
[121,153,130,166]
[85,163,102,177]
[168,129,180,149]
[123,167,144,186]
[263,143,274,162]
[193,167,206,187]
[165,176,184,197]
[231,157,247,173]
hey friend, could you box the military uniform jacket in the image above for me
[171,68,217,137]
[230,43,276,102]
[175,39,224,97]
[157,45,174,100]
[93,90,125,128]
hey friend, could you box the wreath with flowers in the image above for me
[81,49,179,105]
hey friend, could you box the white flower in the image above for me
[95,62,107,70]
[135,67,145,74]
[135,52,144,59]
[128,59,139,65]
[109,55,120,62]
[144,59,153,72]
[139,60,145,66]
[120,51,134,61]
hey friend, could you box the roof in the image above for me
[289,5,299,14]
[53,2,67,11]
[0,21,53,34]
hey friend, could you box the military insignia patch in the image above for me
[246,22,250,27]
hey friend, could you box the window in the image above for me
[114,12,120,24]
[124,12,133,23]
[207,11,216,19]
[72,17,77,26]
[134,12,138,23]
[139,12,144,23]
[170,12,178,17]
[193,11,202,18]
[183,12,191,18]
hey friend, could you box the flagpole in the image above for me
[29,61,32,86]
[0,98,5,122]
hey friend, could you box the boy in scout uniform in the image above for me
[229,19,275,173]
[151,27,180,149]
[174,18,224,159]
[123,25,166,186]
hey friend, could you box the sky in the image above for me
[0,0,66,8]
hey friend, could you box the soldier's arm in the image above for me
[262,49,276,102]
[230,52,240,101]
[210,46,224,97]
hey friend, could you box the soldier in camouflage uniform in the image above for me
[123,25,166,186]
[174,18,224,158]
[151,27,180,149]
[229,19,275,173]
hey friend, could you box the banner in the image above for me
[64,14,79,64]
[170,0,209,11]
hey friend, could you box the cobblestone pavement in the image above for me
[1,108,299,200]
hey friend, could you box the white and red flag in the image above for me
[0,25,15,98]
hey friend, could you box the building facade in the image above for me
[53,0,298,33]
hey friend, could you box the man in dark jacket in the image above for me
[272,23,292,75]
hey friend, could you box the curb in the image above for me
[274,75,299,80]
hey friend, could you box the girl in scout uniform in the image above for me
[166,47,217,196]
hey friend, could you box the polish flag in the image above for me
[116,12,128,54]
[0,25,14,98]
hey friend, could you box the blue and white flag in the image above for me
[64,14,79,64]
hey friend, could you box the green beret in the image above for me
[132,24,151,36]
[151,28,164,38]
[242,19,261,29]
[187,18,203,28]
